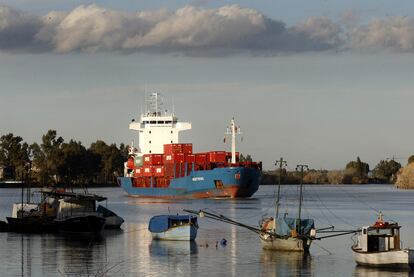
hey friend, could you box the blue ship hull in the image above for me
[118,167,261,198]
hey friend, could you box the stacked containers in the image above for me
[186,154,196,173]
[134,155,143,167]
[208,151,227,163]
[153,166,164,177]
[195,153,207,170]
[164,143,193,155]
[143,154,163,166]
[163,143,193,178]
[142,166,153,177]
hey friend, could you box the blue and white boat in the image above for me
[148,214,198,241]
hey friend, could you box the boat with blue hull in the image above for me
[149,214,198,241]
[118,93,262,199]
[119,166,260,198]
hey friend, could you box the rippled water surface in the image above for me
[1,184,414,276]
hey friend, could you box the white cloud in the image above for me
[1,4,414,55]
[348,16,414,51]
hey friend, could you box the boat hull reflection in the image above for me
[261,250,312,276]
[149,240,198,256]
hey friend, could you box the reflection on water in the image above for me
[149,240,198,256]
[148,241,198,276]
[354,265,414,277]
[3,185,414,276]
[7,233,110,276]
[261,250,313,277]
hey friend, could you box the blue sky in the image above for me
[0,1,414,170]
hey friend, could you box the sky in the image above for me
[0,1,414,170]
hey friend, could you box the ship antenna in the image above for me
[144,92,147,115]
[155,92,158,116]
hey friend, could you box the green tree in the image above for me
[0,133,30,180]
[90,140,124,183]
[343,157,370,184]
[58,140,87,184]
[31,130,64,185]
[373,160,401,183]
[239,154,253,162]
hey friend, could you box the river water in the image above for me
[0,184,414,276]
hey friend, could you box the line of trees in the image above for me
[0,131,128,186]
[262,156,404,185]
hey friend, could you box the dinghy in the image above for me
[148,214,198,241]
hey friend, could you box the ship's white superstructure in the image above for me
[129,93,191,154]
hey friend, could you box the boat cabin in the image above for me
[356,222,401,253]
[41,191,107,220]
[149,215,198,233]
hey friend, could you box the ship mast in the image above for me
[225,118,242,164]
[275,158,287,220]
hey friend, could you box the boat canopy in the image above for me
[149,215,197,233]
[275,217,314,237]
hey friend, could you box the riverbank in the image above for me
[0,182,118,188]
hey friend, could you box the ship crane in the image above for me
[225,118,242,164]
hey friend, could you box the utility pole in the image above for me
[296,164,309,234]
[275,158,287,219]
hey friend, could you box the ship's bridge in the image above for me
[129,93,191,155]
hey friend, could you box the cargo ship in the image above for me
[117,93,262,198]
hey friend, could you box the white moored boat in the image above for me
[352,213,414,269]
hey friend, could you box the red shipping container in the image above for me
[208,151,227,163]
[153,165,164,177]
[133,167,143,177]
[143,154,163,165]
[185,154,196,163]
[187,163,195,174]
[164,153,185,164]
[182,143,193,154]
[195,153,207,164]
[133,177,147,187]
[127,157,135,169]
[142,165,153,177]
[164,164,175,177]
[164,144,183,154]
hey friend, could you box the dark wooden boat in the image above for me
[6,216,57,233]
[51,191,108,235]
[55,215,105,234]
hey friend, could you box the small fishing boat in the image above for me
[97,205,124,229]
[148,214,198,241]
[53,191,107,235]
[259,217,315,252]
[352,213,414,269]
[6,188,59,233]
[259,161,316,252]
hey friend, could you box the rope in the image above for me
[308,185,359,228]
[332,185,397,223]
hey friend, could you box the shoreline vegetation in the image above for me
[0,131,127,188]
[261,157,414,187]
[1,131,414,188]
